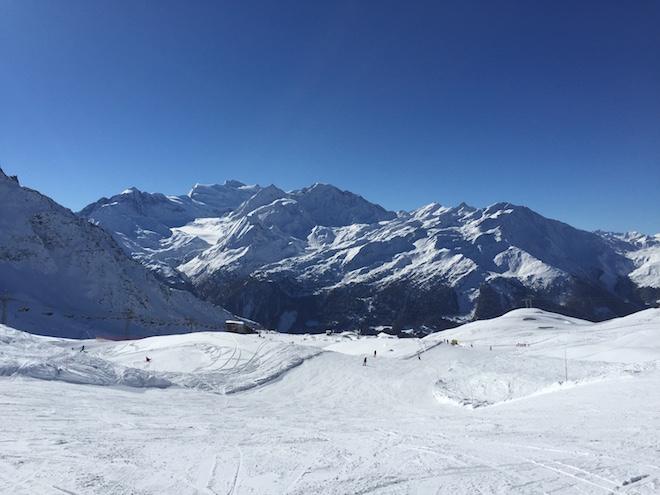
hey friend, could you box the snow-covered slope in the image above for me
[597,230,660,289]
[77,181,262,286]
[0,169,240,339]
[80,181,657,333]
[1,307,658,493]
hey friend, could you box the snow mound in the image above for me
[0,326,173,388]
[428,307,660,407]
[0,326,322,394]
[431,352,649,409]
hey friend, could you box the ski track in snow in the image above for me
[0,308,659,494]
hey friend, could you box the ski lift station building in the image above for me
[225,320,256,334]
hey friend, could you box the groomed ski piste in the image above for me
[1,308,659,494]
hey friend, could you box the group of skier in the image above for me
[361,338,498,366]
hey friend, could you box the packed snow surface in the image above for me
[1,308,659,494]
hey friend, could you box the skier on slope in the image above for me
[363,357,367,366]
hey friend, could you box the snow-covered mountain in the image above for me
[596,230,660,290]
[0,168,241,339]
[78,180,660,334]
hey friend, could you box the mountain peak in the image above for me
[223,179,247,188]
[187,181,262,211]
[121,187,142,196]
[299,183,339,194]
[0,167,19,185]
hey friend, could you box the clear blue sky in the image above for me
[1,1,659,234]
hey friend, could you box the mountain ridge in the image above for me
[77,179,660,334]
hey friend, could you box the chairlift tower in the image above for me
[184,317,196,333]
[123,309,134,339]
[1,292,17,325]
